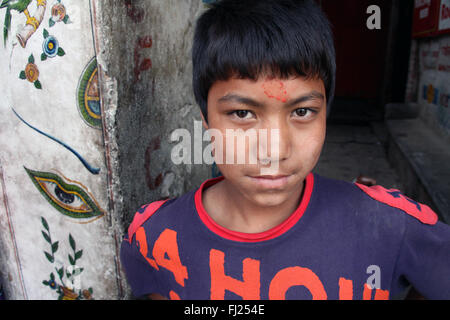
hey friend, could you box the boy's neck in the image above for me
[202,177,304,234]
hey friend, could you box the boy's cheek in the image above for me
[294,135,326,169]
[210,130,257,165]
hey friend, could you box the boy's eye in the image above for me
[236,110,249,118]
[229,110,254,120]
[292,108,316,119]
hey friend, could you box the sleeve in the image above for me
[119,200,170,298]
[120,234,160,299]
[392,217,450,299]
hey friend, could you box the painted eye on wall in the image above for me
[77,57,102,129]
[24,167,105,222]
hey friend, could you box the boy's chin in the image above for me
[247,191,296,209]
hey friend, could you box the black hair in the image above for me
[192,0,336,121]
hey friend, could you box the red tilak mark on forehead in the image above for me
[262,80,288,103]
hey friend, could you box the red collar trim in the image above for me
[194,173,314,243]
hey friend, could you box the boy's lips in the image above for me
[248,174,291,189]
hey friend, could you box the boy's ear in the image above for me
[200,112,209,130]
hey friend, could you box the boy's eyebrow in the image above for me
[286,91,325,107]
[217,91,325,108]
[218,94,264,108]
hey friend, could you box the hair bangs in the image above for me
[193,0,336,121]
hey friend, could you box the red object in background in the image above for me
[438,0,450,34]
[412,0,442,38]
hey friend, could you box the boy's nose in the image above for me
[258,122,291,164]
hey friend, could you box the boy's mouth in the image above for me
[248,174,290,189]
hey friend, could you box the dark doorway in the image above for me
[318,0,413,124]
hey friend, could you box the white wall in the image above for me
[0,0,123,299]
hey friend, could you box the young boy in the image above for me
[120,0,450,300]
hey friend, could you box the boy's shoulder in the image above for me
[125,190,196,243]
[353,181,437,225]
[124,173,440,243]
[313,173,438,226]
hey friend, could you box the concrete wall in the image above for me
[0,0,214,299]
[94,0,211,228]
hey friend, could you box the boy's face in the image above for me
[204,75,327,208]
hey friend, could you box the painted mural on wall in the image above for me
[40,216,94,300]
[77,57,102,129]
[0,0,122,299]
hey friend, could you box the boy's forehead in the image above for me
[261,78,296,103]
[209,75,326,102]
